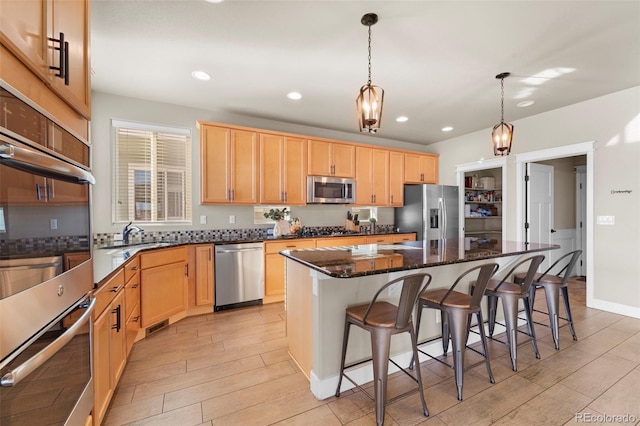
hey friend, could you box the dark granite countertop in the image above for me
[92,231,413,285]
[279,239,560,278]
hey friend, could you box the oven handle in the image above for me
[0,296,96,387]
[0,138,95,185]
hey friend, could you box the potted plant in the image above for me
[264,208,291,237]
[369,217,377,233]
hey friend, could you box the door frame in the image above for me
[575,165,587,276]
[515,141,594,307]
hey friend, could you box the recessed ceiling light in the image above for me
[517,100,535,107]
[287,92,302,100]
[396,116,408,123]
[191,70,211,81]
[441,126,454,132]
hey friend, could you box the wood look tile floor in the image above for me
[104,279,640,425]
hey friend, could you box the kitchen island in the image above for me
[281,239,559,400]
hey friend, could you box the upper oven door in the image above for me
[0,135,95,362]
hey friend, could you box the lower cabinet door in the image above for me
[140,262,187,328]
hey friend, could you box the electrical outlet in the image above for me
[229,215,236,224]
[200,215,207,225]
[50,218,58,230]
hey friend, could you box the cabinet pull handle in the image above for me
[131,266,139,271]
[48,32,65,80]
[35,183,42,201]
[112,305,121,332]
[231,189,234,201]
[131,284,138,289]
[185,264,189,276]
[208,248,212,261]
[111,285,122,293]
[133,316,140,323]
[63,40,69,86]
[390,194,394,204]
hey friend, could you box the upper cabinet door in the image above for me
[307,139,355,178]
[200,125,232,203]
[229,129,258,204]
[404,153,438,184]
[0,0,91,118]
[0,0,48,72]
[49,0,91,118]
[259,133,285,204]
[282,136,307,205]
[388,151,404,206]
[355,146,388,206]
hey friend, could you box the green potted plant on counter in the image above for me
[264,208,291,237]
[369,217,377,234]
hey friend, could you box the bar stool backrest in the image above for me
[360,273,432,330]
[539,250,582,285]
[493,255,545,294]
[439,263,499,308]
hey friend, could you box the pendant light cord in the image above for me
[500,77,505,123]
[367,24,372,85]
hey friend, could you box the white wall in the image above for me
[429,86,640,313]
[90,92,423,235]
[91,87,640,315]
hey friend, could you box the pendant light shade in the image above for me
[492,72,514,156]
[356,13,384,133]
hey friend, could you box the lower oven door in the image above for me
[0,295,95,426]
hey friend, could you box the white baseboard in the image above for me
[589,297,640,319]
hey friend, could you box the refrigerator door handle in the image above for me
[440,197,446,239]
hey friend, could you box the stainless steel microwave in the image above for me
[306,176,355,204]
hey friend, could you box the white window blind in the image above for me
[112,120,191,224]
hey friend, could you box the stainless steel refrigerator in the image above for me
[394,184,459,240]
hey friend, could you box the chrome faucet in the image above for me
[122,222,143,245]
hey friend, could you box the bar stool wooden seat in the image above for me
[475,255,545,371]
[413,263,499,401]
[513,250,582,350]
[335,273,432,426]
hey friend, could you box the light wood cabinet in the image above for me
[404,152,438,184]
[140,246,188,328]
[0,0,91,118]
[264,239,316,303]
[200,124,258,204]
[392,233,416,243]
[0,165,88,205]
[63,251,90,271]
[355,146,389,206]
[259,133,307,205]
[307,139,355,177]
[92,269,126,426]
[389,151,404,206]
[365,235,396,244]
[195,245,214,306]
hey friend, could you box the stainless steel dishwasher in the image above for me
[214,242,264,311]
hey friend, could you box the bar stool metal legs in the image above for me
[483,255,545,371]
[414,263,499,401]
[517,250,582,350]
[335,273,432,426]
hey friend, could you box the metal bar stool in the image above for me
[335,273,432,426]
[476,255,545,371]
[413,263,499,401]
[513,250,582,350]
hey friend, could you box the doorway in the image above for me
[515,141,594,307]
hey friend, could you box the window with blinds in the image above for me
[112,120,192,224]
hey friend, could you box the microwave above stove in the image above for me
[306,176,355,204]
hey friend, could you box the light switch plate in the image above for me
[596,215,615,225]
[200,215,207,225]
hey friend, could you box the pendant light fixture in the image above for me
[491,72,514,156]
[356,13,384,133]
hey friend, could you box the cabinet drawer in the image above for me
[139,246,187,269]
[365,235,395,244]
[392,233,416,242]
[315,236,366,248]
[94,269,124,316]
[124,256,140,283]
[125,303,140,355]
[125,279,140,321]
[264,239,316,254]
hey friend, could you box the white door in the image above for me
[527,163,554,272]
[575,166,587,276]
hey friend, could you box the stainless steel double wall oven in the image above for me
[0,82,96,425]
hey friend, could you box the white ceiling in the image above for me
[91,0,640,146]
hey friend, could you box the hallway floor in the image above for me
[104,279,640,425]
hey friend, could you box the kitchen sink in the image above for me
[99,241,173,250]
